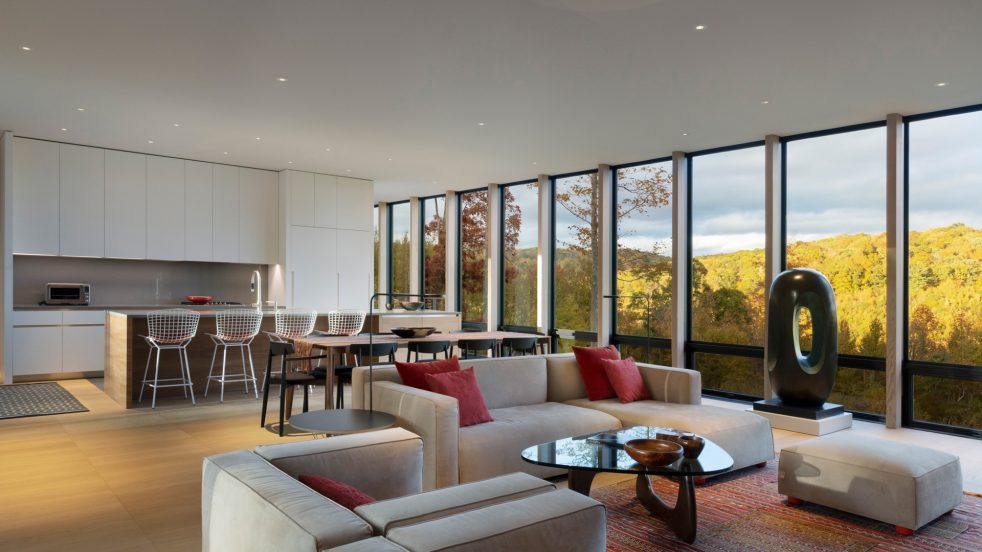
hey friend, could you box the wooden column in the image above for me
[763,134,783,398]
[486,184,501,331]
[885,113,905,429]
[596,164,614,345]
[536,175,552,334]
[444,191,459,312]
[671,151,689,368]
[0,131,12,385]
[377,201,390,309]
[409,196,421,295]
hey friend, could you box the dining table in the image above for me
[290,331,551,411]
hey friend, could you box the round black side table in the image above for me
[287,409,397,435]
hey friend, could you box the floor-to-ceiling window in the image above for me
[389,201,411,297]
[784,124,887,418]
[612,159,673,365]
[373,205,380,300]
[552,171,600,352]
[421,195,446,310]
[907,107,982,435]
[459,189,488,328]
[689,144,766,398]
[501,180,539,330]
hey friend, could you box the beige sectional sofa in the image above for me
[202,427,606,551]
[352,353,774,490]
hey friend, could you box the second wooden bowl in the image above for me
[624,439,684,467]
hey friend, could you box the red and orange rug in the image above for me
[595,464,981,551]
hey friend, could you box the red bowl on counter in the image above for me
[185,295,213,304]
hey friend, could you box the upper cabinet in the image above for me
[284,170,371,231]
[12,138,60,255]
[184,161,214,262]
[336,176,373,231]
[212,164,240,263]
[105,150,147,259]
[238,168,278,264]
[314,174,338,228]
[59,144,105,257]
[288,170,316,227]
[147,156,186,261]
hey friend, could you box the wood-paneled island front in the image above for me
[105,309,331,408]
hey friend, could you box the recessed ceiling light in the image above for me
[387,158,393,161]
[76,107,85,112]
[223,151,229,155]
[345,169,352,172]
[277,77,287,82]
[694,25,706,30]
[760,100,770,105]
[255,137,261,140]
[532,161,537,165]
[682,132,689,136]
[20,46,31,51]
[477,122,486,126]
[287,161,293,164]
[148,140,154,144]
[60,127,67,131]
[325,147,332,152]
[936,82,948,87]
[173,123,180,127]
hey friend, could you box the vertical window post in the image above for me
[409,196,421,296]
[671,151,689,368]
[597,164,614,345]
[763,134,783,398]
[885,113,905,428]
[537,175,552,335]
[486,184,502,331]
[377,201,390,302]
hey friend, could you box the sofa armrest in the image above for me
[637,363,702,405]
[255,428,423,500]
[372,380,461,490]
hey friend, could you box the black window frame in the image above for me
[386,200,411,297]
[419,194,447,310]
[496,178,540,333]
[457,187,490,331]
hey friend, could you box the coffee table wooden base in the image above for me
[567,468,698,544]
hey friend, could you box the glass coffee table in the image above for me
[521,426,733,544]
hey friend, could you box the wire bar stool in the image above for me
[138,309,201,409]
[204,309,264,402]
[263,309,318,388]
[327,310,367,336]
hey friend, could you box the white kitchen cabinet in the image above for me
[59,144,105,257]
[147,156,186,261]
[337,229,373,309]
[105,150,147,259]
[212,164,239,263]
[314,174,338,228]
[290,226,338,312]
[289,170,315,227]
[239,168,278,264]
[62,325,106,373]
[336,176,374,231]
[12,138,60,255]
[12,326,64,376]
[11,310,106,377]
[185,161,214,262]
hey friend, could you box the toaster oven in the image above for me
[45,283,91,305]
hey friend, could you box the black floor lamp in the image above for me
[603,293,653,363]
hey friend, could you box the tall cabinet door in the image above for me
[289,171,315,227]
[59,144,105,257]
[290,226,338,312]
[337,229,373,309]
[105,150,147,259]
[212,164,239,263]
[313,174,337,228]
[336,177,373,231]
[239,168,278,264]
[185,161,213,262]
[12,138,60,255]
[147,156,186,260]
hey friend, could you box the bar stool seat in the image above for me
[138,309,201,409]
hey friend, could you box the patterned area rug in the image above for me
[596,463,982,551]
[0,382,88,420]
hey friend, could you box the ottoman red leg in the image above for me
[755,461,767,468]
[693,477,706,485]
[786,496,803,506]
[896,526,915,536]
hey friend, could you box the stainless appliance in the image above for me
[44,283,91,305]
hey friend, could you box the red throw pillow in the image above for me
[601,357,652,403]
[572,345,621,400]
[298,475,375,510]
[395,357,461,391]
[424,367,494,427]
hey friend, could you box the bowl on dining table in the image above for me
[399,301,425,311]
[390,326,437,338]
[624,439,684,467]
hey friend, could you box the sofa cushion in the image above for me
[355,473,555,534]
[458,402,621,483]
[545,354,588,402]
[395,357,460,391]
[328,537,410,551]
[468,356,548,409]
[300,475,375,510]
[573,345,620,400]
[601,357,651,403]
[565,398,774,471]
[425,368,494,427]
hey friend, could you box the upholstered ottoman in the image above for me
[779,432,962,534]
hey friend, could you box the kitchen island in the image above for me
[105,308,332,409]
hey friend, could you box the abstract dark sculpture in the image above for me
[766,269,838,407]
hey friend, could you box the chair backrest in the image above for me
[147,309,200,344]
[457,338,497,359]
[274,309,317,339]
[408,340,451,354]
[216,309,264,341]
[328,310,366,336]
[501,336,538,356]
[268,341,296,357]
[348,342,399,364]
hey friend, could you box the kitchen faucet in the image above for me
[250,269,262,311]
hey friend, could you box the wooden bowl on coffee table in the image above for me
[624,439,684,467]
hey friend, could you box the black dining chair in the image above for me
[499,336,539,356]
[453,338,498,359]
[327,341,399,409]
[408,340,451,362]
[260,341,329,436]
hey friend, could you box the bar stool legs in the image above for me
[138,344,196,410]
[204,341,259,402]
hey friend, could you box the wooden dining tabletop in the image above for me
[290,330,549,411]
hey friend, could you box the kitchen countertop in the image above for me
[372,310,460,316]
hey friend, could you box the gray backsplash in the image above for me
[14,255,268,306]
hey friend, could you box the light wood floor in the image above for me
[1,379,979,551]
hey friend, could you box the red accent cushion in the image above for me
[572,345,621,400]
[298,475,375,510]
[601,357,652,403]
[424,367,494,427]
[394,356,461,391]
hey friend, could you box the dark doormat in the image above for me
[0,382,89,420]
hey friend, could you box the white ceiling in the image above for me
[1,0,981,202]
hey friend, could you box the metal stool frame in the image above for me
[327,310,367,336]
[204,309,264,402]
[138,309,201,409]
